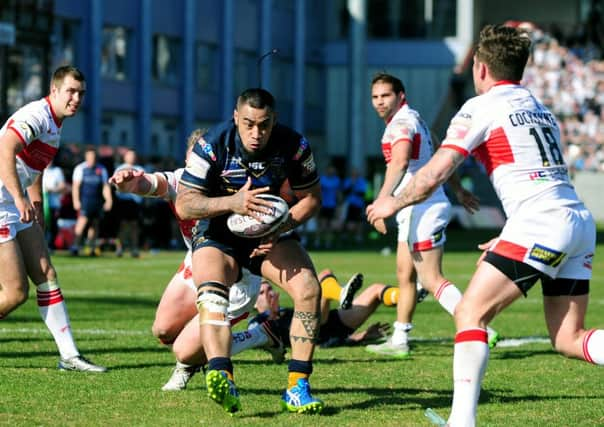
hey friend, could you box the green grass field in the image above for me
[1,230,603,426]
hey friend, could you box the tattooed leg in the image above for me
[290,310,320,361]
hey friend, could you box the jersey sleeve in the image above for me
[441,97,489,156]
[7,108,47,146]
[72,163,83,183]
[179,138,215,191]
[286,136,319,191]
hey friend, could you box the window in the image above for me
[102,26,129,80]
[52,19,80,69]
[305,64,323,107]
[153,35,181,86]
[6,45,45,113]
[234,49,257,96]
[196,43,219,92]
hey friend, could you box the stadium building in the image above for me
[0,0,595,173]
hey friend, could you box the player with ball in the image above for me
[175,88,323,415]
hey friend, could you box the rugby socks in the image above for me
[448,328,489,427]
[380,286,399,306]
[433,280,462,315]
[36,280,79,359]
[391,321,413,346]
[319,270,342,302]
[208,357,234,381]
[231,326,269,356]
[288,359,312,388]
[583,329,604,365]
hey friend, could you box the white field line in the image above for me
[0,327,148,336]
[0,327,550,347]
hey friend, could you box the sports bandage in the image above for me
[143,173,159,196]
[196,281,230,326]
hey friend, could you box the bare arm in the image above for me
[72,177,81,211]
[377,141,410,199]
[0,131,34,222]
[431,130,479,213]
[109,169,170,199]
[395,147,464,209]
[282,181,322,233]
[366,147,465,225]
[102,183,113,211]
[175,177,271,221]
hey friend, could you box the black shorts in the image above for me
[80,199,104,220]
[484,251,589,297]
[318,310,354,344]
[319,207,336,220]
[346,205,364,222]
[191,216,300,276]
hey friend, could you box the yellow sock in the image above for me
[320,273,342,302]
[288,371,309,389]
[381,286,399,306]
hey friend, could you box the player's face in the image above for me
[371,82,404,121]
[472,55,487,95]
[233,104,276,156]
[50,75,86,119]
[254,282,279,314]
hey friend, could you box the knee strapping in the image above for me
[196,281,230,326]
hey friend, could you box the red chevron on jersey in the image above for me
[17,139,58,172]
[472,127,514,176]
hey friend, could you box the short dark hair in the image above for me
[475,24,531,81]
[51,65,86,87]
[371,73,405,94]
[236,88,276,112]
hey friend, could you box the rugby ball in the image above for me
[227,194,289,238]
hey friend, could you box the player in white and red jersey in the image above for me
[366,73,497,359]
[109,128,283,391]
[367,25,603,426]
[0,65,106,372]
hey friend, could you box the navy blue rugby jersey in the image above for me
[180,119,319,197]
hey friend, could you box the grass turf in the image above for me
[1,233,603,426]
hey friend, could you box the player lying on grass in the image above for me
[108,129,284,391]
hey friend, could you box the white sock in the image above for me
[231,325,269,356]
[434,280,462,316]
[391,321,412,346]
[448,328,489,427]
[583,329,604,365]
[36,281,79,359]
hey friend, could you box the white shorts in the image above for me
[491,204,595,280]
[0,202,33,244]
[396,200,451,251]
[177,250,261,324]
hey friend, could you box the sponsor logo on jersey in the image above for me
[220,168,247,178]
[200,141,216,161]
[293,137,309,160]
[528,167,569,182]
[446,115,471,141]
[247,161,266,170]
[301,154,316,176]
[528,244,566,267]
[584,253,593,270]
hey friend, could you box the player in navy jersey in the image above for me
[176,88,323,414]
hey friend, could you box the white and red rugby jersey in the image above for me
[163,168,198,249]
[381,103,447,203]
[441,82,580,217]
[0,97,62,202]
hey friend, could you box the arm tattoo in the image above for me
[291,310,320,343]
[395,148,464,210]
